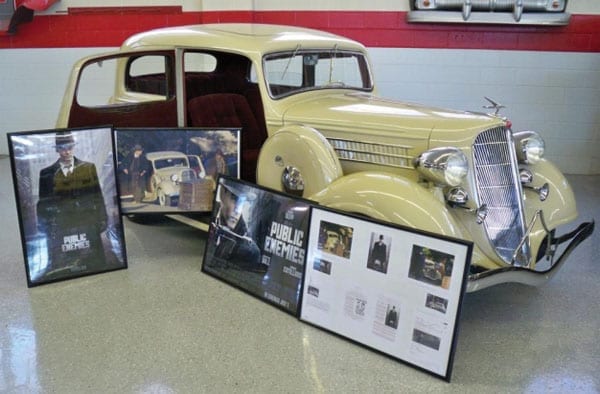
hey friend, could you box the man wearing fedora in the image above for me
[120,143,150,203]
[36,131,108,276]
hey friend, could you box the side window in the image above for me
[184,52,217,72]
[76,58,119,107]
[126,55,171,96]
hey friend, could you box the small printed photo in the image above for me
[114,128,240,213]
[313,258,332,275]
[425,293,448,314]
[317,220,354,259]
[408,245,455,289]
[307,285,320,297]
[384,304,399,329]
[412,328,441,351]
[366,233,391,274]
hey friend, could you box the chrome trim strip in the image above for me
[327,138,413,169]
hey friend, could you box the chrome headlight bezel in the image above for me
[413,147,469,187]
[513,130,545,164]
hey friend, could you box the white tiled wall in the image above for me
[1,47,599,174]
[370,48,600,174]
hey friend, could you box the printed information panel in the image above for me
[300,207,472,381]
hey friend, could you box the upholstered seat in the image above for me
[187,93,267,182]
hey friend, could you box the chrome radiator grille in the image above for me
[327,138,412,169]
[472,126,529,265]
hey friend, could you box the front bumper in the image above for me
[466,220,594,292]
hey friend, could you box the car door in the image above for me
[57,50,179,129]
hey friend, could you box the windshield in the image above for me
[263,49,373,98]
[154,157,188,170]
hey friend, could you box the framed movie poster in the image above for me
[300,207,472,381]
[114,127,240,214]
[203,176,311,315]
[7,127,127,287]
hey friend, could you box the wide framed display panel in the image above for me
[8,126,127,287]
[203,176,311,315]
[299,207,472,381]
[114,127,240,214]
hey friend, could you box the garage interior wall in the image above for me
[1,0,599,174]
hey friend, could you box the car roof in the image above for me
[146,151,189,160]
[121,23,367,55]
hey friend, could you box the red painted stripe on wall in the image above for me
[1,10,599,52]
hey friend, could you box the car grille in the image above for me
[472,126,530,265]
[328,138,412,169]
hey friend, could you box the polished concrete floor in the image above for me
[1,156,599,393]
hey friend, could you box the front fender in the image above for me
[309,171,465,239]
[158,181,178,196]
[524,159,578,228]
[257,125,343,197]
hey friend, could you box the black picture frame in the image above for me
[114,127,240,214]
[202,175,311,315]
[7,126,128,287]
[299,206,472,381]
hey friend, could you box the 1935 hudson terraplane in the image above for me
[57,23,594,292]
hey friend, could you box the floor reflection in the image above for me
[0,326,40,392]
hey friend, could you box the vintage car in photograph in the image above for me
[56,23,593,291]
[423,259,444,284]
[145,151,205,207]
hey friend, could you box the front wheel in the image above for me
[157,189,172,206]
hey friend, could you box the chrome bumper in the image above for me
[466,220,595,292]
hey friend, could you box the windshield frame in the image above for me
[262,48,374,99]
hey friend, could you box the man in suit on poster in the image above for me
[36,131,108,276]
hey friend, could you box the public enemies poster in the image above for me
[203,176,310,315]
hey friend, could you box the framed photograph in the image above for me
[114,127,240,214]
[300,207,472,381]
[203,176,311,315]
[7,127,127,287]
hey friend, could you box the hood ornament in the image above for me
[483,96,506,116]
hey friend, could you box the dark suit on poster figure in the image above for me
[120,144,150,203]
[368,235,388,272]
[385,306,398,329]
[36,132,109,276]
[207,179,262,272]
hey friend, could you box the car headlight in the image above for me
[513,130,545,164]
[171,174,179,182]
[413,147,468,187]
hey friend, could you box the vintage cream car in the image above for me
[57,23,593,291]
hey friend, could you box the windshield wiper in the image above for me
[328,44,338,84]
[281,44,301,81]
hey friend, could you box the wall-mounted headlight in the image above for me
[413,147,469,187]
[513,130,545,164]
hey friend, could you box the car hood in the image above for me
[282,92,503,144]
